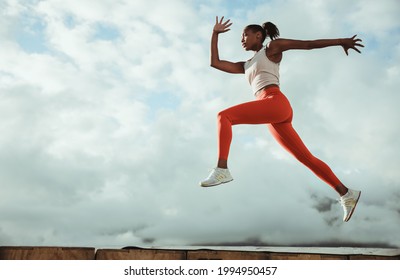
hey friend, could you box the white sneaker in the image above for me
[200,167,233,187]
[339,189,361,222]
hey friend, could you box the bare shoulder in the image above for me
[266,40,285,62]
[267,38,309,61]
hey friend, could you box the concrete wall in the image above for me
[1,246,399,260]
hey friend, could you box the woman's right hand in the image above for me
[213,16,232,34]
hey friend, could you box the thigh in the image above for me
[221,95,292,125]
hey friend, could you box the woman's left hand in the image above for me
[340,35,364,55]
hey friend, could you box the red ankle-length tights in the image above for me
[217,86,342,190]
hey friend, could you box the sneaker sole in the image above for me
[344,191,361,222]
[200,179,233,188]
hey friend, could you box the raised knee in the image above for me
[217,110,230,122]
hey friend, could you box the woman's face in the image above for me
[241,28,261,51]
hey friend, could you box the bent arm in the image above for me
[210,31,244,74]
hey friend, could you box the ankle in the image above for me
[336,184,348,197]
[338,187,349,196]
[217,159,228,169]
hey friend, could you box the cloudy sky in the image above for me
[0,0,399,249]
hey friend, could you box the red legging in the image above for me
[217,86,342,190]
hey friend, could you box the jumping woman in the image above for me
[200,16,364,222]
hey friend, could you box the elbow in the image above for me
[210,60,219,69]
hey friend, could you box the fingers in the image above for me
[222,19,231,27]
[216,16,231,26]
[352,47,362,54]
[344,46,362,55]
[345,35,364,55]
[224,21,233,29]
[354,39,364,47]
[352,35,364,48]
[352,37,364,53]
[219,16,228,24]
[214,16,233,33]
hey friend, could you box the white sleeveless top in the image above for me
[244,45,280,95]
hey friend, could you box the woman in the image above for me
[200,16,364,222]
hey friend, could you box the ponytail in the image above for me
[262,22,280,40]
[245,22,280,42]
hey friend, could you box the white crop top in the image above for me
[244,45,280,95]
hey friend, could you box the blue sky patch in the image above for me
[92,22,121,41]
[63,13,78,29]
[145,91,180,111]
[14,14,49,54]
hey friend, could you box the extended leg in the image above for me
[268,122,348,195]
[268,122,362,222]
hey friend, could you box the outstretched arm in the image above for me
[269,35,364,56]
[210,16,245,74]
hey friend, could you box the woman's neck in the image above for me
[253,45,263,53]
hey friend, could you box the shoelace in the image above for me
[207,168,227,180]
[213,171,226,180]
[339,198,355,207]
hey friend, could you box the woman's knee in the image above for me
[217,109,231,123]
[297,153,319,168]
